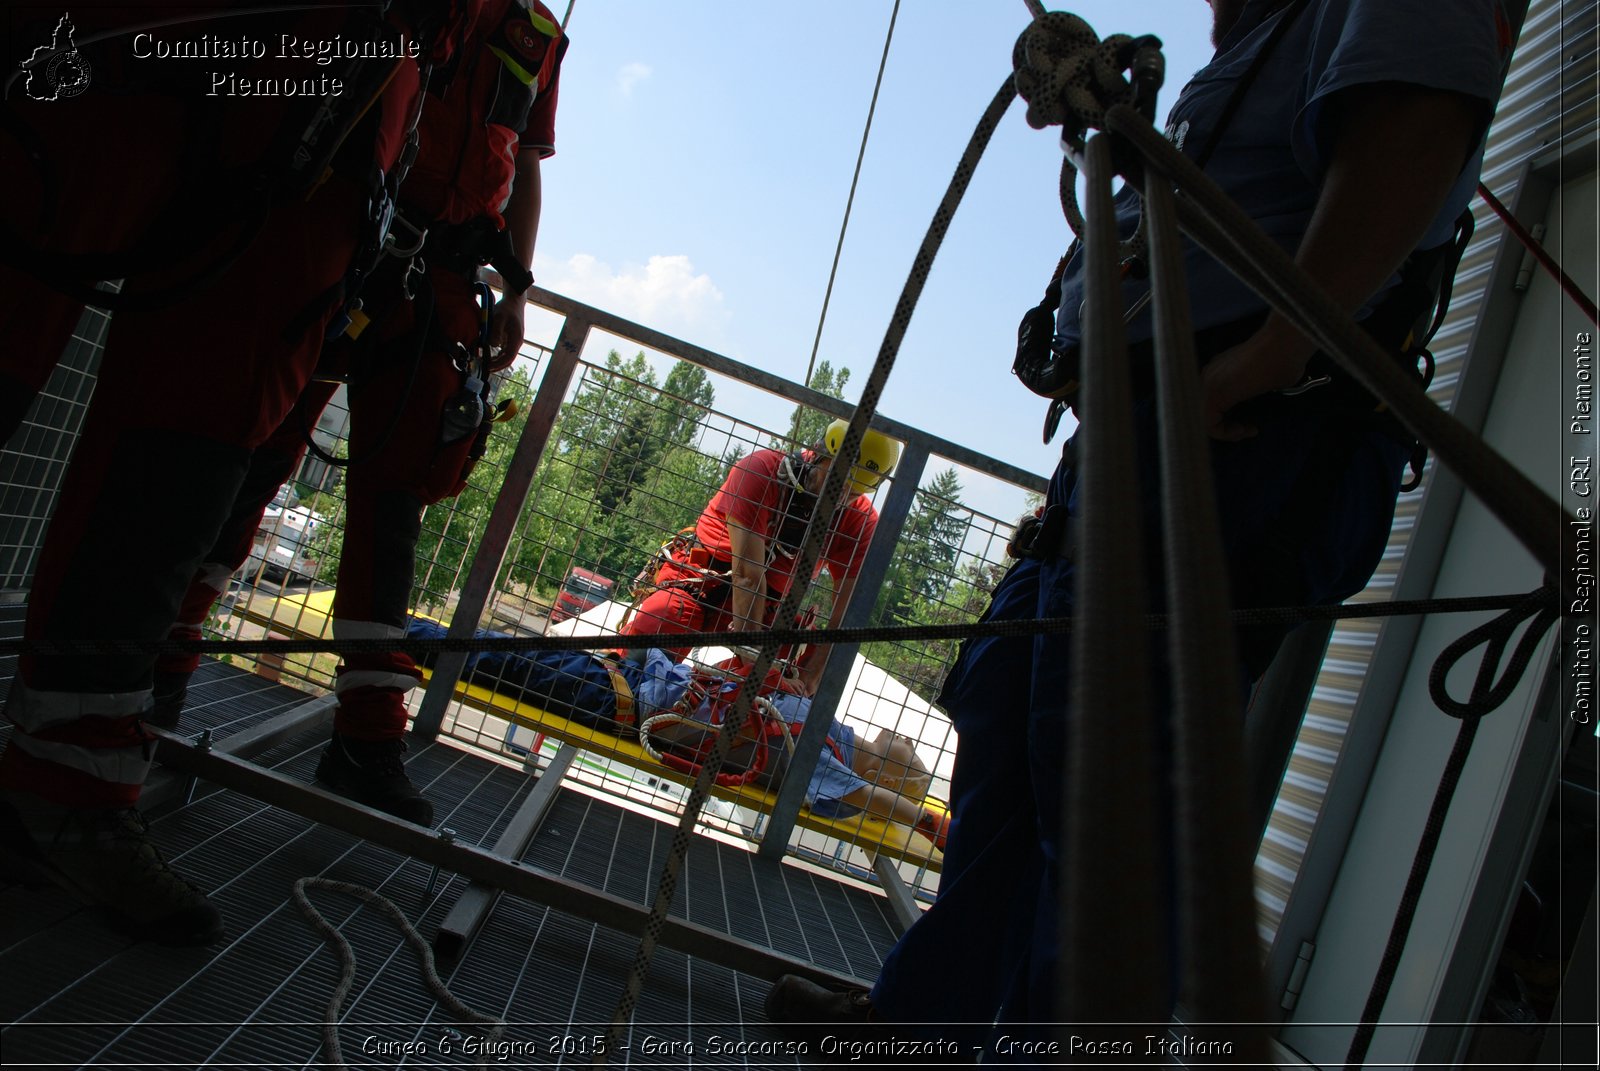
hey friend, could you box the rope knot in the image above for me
[1013,11,1137,134]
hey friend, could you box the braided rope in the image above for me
[291,876,505,1070]
[596,72,1021,1066]
[637,696,781,783]
[0,589,1557,661]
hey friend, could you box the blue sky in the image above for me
[524,1,1217,522]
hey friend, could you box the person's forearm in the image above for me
[503,150,542,282]
[728,574,765,632]
[862,786,924,826]
[726,521,767,631]
[1263,83,1484,355]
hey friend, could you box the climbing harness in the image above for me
[440,280,496,445]
[1012,0,1310,426]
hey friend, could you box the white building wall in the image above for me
[1282,168,1597,1067]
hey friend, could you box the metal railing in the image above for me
[190,286,1045,900]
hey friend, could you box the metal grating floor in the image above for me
[0,602,905,1068]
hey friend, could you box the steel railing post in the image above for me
[412,313,591,739]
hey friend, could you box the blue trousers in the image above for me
[870,398,1407,1046]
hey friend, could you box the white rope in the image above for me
[638,697,780,768]
[292,876,506,1070]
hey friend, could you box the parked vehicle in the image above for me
[244,488,326,584]
[549,566,614,624]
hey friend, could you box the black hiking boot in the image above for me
[0,795,224,946]
[145,670,191,731]
[765,974,878,1026]
[314,733,434,825]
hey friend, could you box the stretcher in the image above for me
[224,586,946,872]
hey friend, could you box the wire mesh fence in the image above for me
[0,292,1043,902]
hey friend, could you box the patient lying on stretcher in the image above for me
[403,618,948,846]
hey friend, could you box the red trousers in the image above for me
[0,11,425,808]
[158,266,486,740]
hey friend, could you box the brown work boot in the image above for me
[0,794,224,946]
[314,733,434,825]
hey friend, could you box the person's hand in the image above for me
[487,292,526,371]
[1199,320,1316,441]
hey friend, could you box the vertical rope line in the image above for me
[597,77,1018,1063]
[794,0,902,436]
[1477,181,1599,325]
[1060,133,1167,1028]
[1144,170,1269,1051]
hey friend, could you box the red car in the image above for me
[549,566,614,624]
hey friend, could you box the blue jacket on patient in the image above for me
[403,618,692,732]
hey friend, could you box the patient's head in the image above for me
[853,729,932,802]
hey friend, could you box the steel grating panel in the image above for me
[1,647,906,1068]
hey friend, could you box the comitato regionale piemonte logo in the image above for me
[21,13,93,100]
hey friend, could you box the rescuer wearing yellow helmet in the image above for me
[823,418,902,496]
[624,417,901,695]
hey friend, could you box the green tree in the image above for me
[865,556,1006,701]
[776,359,851,449]
[500,353,720,597]
[653,361,715,446]
[872,467,967,627]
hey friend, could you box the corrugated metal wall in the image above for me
[1254,0,1600,945]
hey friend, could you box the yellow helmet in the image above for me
[822,418,901,495]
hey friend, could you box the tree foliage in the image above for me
[872,467,966,626]
[306,347,1009,708]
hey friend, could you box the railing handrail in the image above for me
[504,276,1050,494]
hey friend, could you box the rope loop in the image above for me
[1427,584,1560,720]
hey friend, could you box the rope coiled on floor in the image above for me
[292,876,505,1070]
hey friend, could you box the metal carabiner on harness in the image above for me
[438,281,494,444]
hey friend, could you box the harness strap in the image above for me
[599,656,636,728]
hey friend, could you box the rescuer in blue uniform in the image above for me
[767,0,1515,1047]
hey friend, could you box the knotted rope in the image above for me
[1013,11,1151,262]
